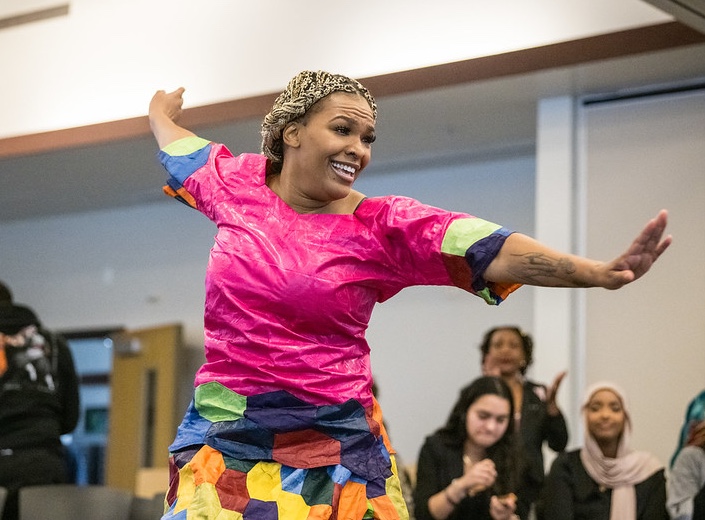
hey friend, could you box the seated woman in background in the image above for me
[667,389,705,520]
[537,382,668,520]
[479,325,568,514]
[413,376,526,520]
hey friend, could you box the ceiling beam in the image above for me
[1,21,704,160]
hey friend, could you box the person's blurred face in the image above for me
[484,329,526,377]
[465,394,511,449]
[586,389,625,445]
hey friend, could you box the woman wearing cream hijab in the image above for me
[537,382,668,519]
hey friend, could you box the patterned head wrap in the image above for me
[260,70,377,168]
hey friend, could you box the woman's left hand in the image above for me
[596,210,671,289]
[546,371,567,416]
[489,493,518,520]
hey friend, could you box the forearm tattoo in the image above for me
[508,252,587,287]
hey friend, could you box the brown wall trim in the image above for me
[0,4,69,30]
[1,21,703,159]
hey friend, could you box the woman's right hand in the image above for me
[148,87,195,149]
[459,458,497,496]
[149,87,185,123]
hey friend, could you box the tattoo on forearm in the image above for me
[509,252,587,287]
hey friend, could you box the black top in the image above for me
[537,449,669,520]
[413,434,529,520]
[517,380,569,508]
[0,311,79,451]
[694,482,705,520]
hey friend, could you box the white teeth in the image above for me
[332,162,356,175]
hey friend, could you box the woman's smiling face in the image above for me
[586,389,626,445]
[282,92,376,205]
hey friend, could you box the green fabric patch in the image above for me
[441,218,501,256]
[301,467,335,506]
[223,456,257,474]
[162,136,210,156]
[194,381,247,422]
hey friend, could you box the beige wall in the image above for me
[583,90,705,467]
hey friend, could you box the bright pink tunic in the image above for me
[161,138,516,411]
[158,137,519,518]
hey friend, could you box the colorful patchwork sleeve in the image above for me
[158,135,213,209]
[361,196,521,305]
[440,217,521,304]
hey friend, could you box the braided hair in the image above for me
[261,70,377,173]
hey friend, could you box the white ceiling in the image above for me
[1,41,705,224]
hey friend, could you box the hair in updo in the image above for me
[261,70,377,172]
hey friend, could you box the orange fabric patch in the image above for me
[306,503,333,519]
[368,397,393,454]
[369,495,401,520]
[335,481,367,520]
[190,445,226,486]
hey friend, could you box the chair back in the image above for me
[19,484,133,520]
[0,486,7,517]
[129,492,165,520]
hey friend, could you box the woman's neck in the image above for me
[266,173,364,214]
[597,438,619,458]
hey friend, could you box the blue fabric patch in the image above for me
[466,227,512,293]
[206,418,275,461]
[159,143,211,184]
[169,402,212,451]
[244,499,278,519]
[246,390,318,432]
[327,464,352,485]
[280,466,306,494]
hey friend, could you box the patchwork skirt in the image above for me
[160,444,409,519]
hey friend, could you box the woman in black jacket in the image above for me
[414,376,526,520]
[0,282,80,520]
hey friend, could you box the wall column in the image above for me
[532,96,583,450]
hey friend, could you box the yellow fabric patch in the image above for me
[247,461,283,502]
[385,457,409,519]
[174,463,196,514]
[188,482,223,519]
[215,507,244,520]
[277,490,311,520]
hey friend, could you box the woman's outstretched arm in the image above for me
[485,210,671,290]
[149,87,195,149]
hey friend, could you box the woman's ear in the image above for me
[282,122,301,148]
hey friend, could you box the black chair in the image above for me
[0,486,7,518]
[19,484,133,520]
[129,492,165,520]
